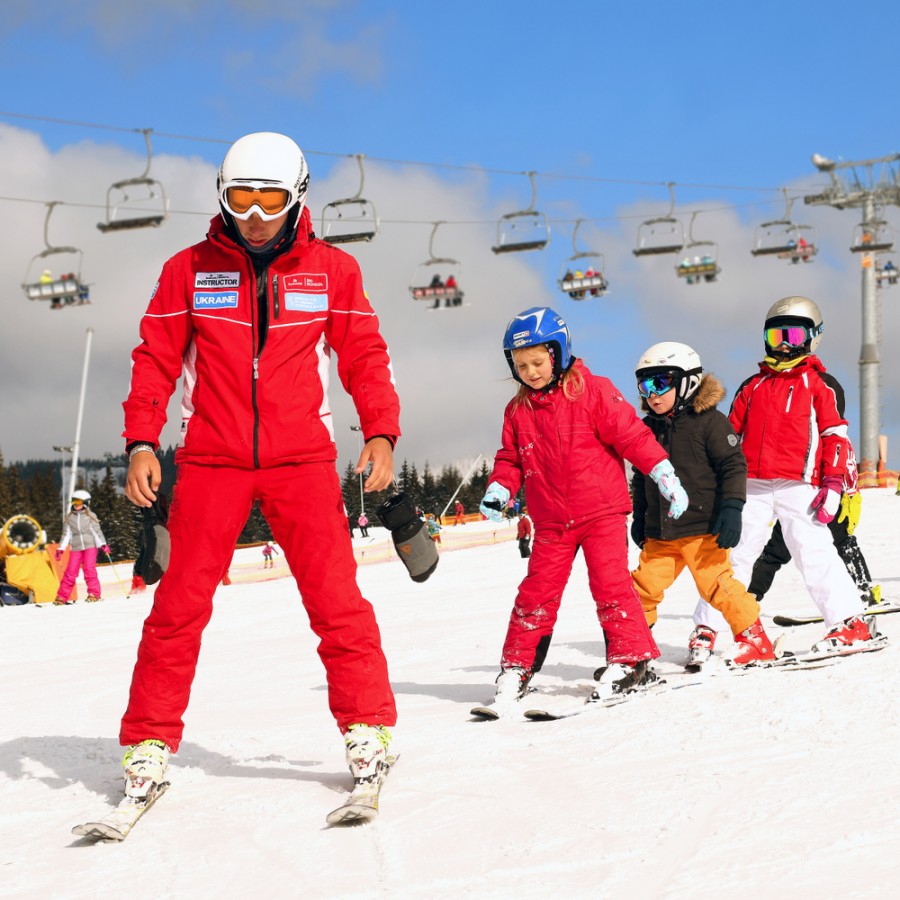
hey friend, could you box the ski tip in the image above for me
[469,706,500,720]
[325,804,379,826]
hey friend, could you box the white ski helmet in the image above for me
[635,341,703,411]
[71,489,91,504]
[764,295,824,357]
[217,132,310,222]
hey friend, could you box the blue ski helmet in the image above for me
[502,307,572,383]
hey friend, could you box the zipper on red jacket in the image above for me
[785,385,794,412]
[272,273,280,319]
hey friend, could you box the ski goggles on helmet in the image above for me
[764,324,809,349]
[637,372,678,398]
[221,184,292,221]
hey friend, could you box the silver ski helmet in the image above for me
[763,295,824,360]
[503,307,572,384]
[71,489,91,505]
[635,341,703,413]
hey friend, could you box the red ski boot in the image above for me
[729,619,776,667]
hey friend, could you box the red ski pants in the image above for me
[120,462,396,752]
[500,513,659,670]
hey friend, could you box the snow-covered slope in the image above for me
[3,492,899,899]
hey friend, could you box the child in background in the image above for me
[692,296,879,653]
[629,342,776,668]
[54,490,110,604]
[476,307,689,713]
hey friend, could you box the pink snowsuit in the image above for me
[57,508,106,599]
[488,360,666,669]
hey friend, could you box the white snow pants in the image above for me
[694,478,863,631]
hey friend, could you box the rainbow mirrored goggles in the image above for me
[764,324,810,349]
[637,372,677,398]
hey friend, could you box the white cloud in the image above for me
[3,125,900,477]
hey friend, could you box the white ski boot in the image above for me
[122,739,170,799]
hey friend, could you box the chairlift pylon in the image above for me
[675,211,721,284]
[557,219,608,299]
[22,202,91,310]
[750,189,817,263]
[491,171,550,254]
[409,222,465,310]
[633,183,685,256]
[851,219,894,254]
[97,129,169,233]
[320,154,379,244]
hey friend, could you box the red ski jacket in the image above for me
[488,360,667,528]
[728,355,848,486]
[123,209,400,467]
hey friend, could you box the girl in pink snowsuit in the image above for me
[479,308,689,705]
[55,491,109,603]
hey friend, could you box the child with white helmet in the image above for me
[692,296,880,655]
[54,490,110,604]
[473,307,689,715]
[630,342,776,667]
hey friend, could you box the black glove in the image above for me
[630,517,646,549]
[712,499,743,550]
[376,492,439,583]
[139,494,171,585]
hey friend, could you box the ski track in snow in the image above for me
[2,496,900,898]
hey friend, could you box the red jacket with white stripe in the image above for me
[488,360,667,528]
[123,208,401,467]
[727,355,848,486]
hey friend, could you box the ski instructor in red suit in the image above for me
[117,132,400,808]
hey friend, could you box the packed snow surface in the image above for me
[3,493,900,899]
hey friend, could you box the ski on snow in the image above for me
[325,754,399,826]
[772,604,900,627]
[522,674,704,721]
[72,781,170,841]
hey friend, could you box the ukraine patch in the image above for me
[193,291,239,309]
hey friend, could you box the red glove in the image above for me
[55,549,63,561]
[811,475,843,524]
[101,544,111,555]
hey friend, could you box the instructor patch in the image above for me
[195,271,240,288]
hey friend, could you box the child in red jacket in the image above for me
[693,296,878,655]
[474,307,689,716]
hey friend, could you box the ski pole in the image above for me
[104,550,129,599]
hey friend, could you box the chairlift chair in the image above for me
[875,253,900,288]
[491,171,550,254]
[675,212,721,284]
[750,190,817,263]
[97,129,169,233]
[409,222,465,309]
[632,183,685,257]
[22,202,91,310]
[320,154,379,244]
[851,220,895,254]
[557,220,608,299]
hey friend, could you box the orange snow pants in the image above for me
[632,534,759,635]
[120,462,396,752]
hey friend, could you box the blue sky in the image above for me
[4,1,900,475]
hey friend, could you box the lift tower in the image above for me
[804,152,900,475]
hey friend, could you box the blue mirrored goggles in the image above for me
[637,372,677,398]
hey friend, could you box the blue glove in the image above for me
[712,500,743,549]
[480,482,510,523]
[649,459,689,519]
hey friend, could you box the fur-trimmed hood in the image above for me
[639,372,726,416]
